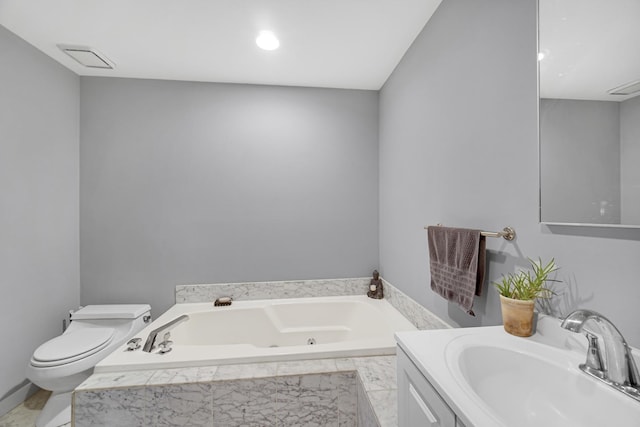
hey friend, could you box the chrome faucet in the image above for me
[561,309,640,402]
[142,314,189,353]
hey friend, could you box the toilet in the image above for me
[26,304,152,427]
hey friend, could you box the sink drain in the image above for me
[307,338,316,345]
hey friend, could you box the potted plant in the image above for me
[493,258,559,337]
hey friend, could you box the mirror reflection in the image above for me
[539,0,640,226]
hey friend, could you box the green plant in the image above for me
[494,258,559,301]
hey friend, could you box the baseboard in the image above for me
[0,381,39,417]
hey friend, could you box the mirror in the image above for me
[539,0,640,227]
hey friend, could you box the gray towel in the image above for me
[427,226,486,316]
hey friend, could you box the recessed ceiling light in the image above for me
[256,31,280,51]
[58,45,115,69]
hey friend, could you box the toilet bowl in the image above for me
[26,304,151,427]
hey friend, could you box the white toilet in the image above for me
[26,304,152,427]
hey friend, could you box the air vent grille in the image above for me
[58,45,114,69]
[608,80,640,96]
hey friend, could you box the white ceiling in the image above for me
[539,0,640,102]
[0,0,442,90]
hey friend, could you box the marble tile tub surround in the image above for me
[175,277,371,303]
[72,278,448,426]
[73,356,399,427]
[381,278,450,330]
[175,277,450,331]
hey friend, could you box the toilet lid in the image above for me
[31,328,115,367]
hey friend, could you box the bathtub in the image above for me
[95,295,417,372]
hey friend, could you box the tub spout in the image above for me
[142,314,189,352]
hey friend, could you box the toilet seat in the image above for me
[31,328,115,368]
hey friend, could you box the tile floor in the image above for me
[0,389,70,427]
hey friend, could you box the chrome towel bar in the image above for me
[424,225,516,241]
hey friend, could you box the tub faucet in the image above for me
[142,314,189,352]
[561,309,640,401]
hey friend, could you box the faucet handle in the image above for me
[158,332,173,354]
[581,332,605,379]
[126,337,142,351]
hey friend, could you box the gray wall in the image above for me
[80,78,379,317]
[379,0,640,346]
[621,95,640,224]
[0,27,80,403]
[540,99,621,224]
[3,0,640,409]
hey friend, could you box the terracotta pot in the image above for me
[499,295,535,337]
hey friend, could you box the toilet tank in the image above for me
[71,304,151,320]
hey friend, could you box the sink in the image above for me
[445,333,640,426]
[396,316,640,426]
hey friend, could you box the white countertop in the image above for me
[395,316,640,427]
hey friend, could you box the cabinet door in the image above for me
[398,348,456,427]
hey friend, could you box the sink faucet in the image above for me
[561,309,640,401]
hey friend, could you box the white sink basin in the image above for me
[447,333,640,426]
[396,317,640,427]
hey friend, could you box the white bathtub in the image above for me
[96,295,417,372]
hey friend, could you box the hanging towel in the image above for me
[427,226,486,316]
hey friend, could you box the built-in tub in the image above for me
[96,295,417,372]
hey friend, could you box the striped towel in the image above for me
[427,226,486,316]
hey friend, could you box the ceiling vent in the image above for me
[57,45,115,69]
[608,80,640,96]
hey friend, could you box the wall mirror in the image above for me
[539,0,640,227]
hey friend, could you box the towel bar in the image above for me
[424,225,516,241]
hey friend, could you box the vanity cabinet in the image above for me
[398,347,463,427]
